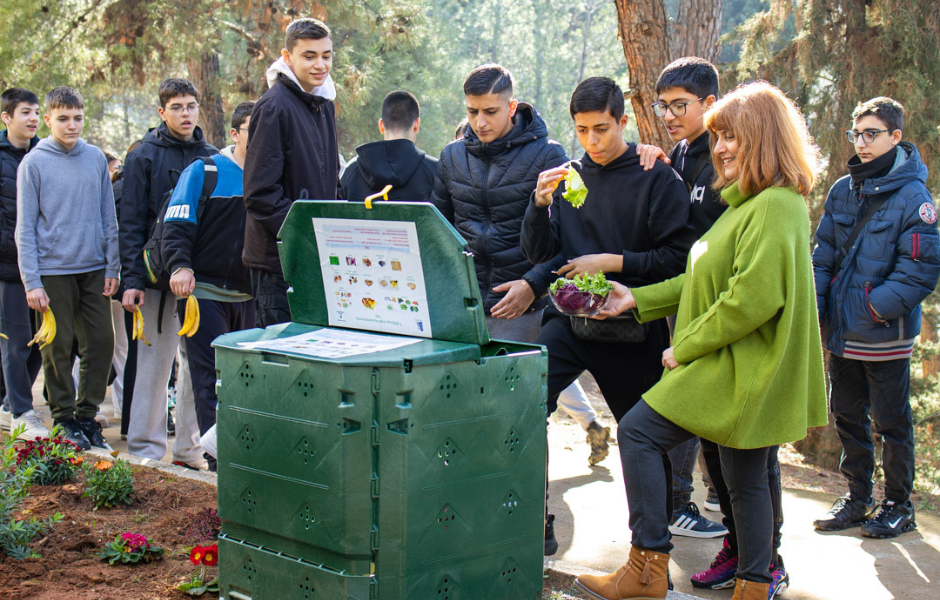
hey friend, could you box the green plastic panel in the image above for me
[277,201,489,346]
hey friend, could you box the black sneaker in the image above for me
[669,502,728,538]
[167,411,176,436]
[76,417,112,450]
[814,495,878,531]
[861,500,916,539]
[54,418,91,451]
[544,513,558,556]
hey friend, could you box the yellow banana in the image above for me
[27,308,56,348]
[178,295,200,337]
[188,296,200,338]
[0,333,7,339]
[132,306,151,346]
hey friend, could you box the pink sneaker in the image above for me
[690,537,738,590]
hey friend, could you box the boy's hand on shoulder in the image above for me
[26,288,50,312]
[122,289,146,312]
[636,144,670,171]
[170,269,195,298]
[103,278,119,297]
[490,280,536,320]
[557,254,621,278]
[535,166,569,208]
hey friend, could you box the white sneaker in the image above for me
[200,424,217,460]
[11,409,51,440]
[0,406,12,431]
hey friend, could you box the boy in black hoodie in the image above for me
[120,78,216,466]
[523,77,696,548]
[243,17,338,328]
[340,90,437,202]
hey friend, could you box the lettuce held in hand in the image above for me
[549,271,613,315]
[562,165,588,208]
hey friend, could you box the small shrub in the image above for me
[15,426,82,485]
[83,456,136,508]
[185,507,221,542]
[178,543,219,596]
[98,532,164,564]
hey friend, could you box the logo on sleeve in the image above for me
[919,203,937,224]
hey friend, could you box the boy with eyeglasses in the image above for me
[813,97,940,539]
[120,78,216,466]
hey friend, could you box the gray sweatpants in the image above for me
[125,296,201,463]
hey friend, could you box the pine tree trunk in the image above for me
[613,0,673,150]
[187,52,226,149]
[670,0,723,63]
[921,311,939,378]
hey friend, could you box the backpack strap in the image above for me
[193,156,218,223]
[689,153,709,186]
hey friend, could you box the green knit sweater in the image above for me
[632,183,827,449]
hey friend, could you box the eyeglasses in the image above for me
[166,103,200,115]
[651,98,704,118]
[846,129,890,144]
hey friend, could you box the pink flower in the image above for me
[121,533,150,550]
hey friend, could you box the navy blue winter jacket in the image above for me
[813,142,940,357]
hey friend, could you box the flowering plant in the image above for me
[98,532,164,564]
[177,543,220,595]
[82,452,136,508]
[14,425,81,485]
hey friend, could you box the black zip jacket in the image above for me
[522,145,697,288]
[119,123,216,291]
[243,73,338,274]
[668,132,726,238]
[340,139,438,203]
[430,103,567,310]
[161,153,251,295]
[0,131,38,282]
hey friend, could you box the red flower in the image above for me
[189,545,205,566]
[202,544,218,566]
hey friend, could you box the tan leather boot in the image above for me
[574,546,669,600]
[730,578,771,600]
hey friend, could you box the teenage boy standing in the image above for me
[340,90,437,202]
[120,78,215,464]
[15,86,119,450]
[813,97,940,539]
[0,88,45,439]
[243,17,338,327]
[524,76,696,552]
[162,101,256,472]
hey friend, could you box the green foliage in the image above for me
[14,425,83,485]
[0,426,64,559]
[177,572,219,596]
[83,457,137,509]
[98,533,164,564]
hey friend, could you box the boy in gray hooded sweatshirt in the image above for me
[15,86,120,451]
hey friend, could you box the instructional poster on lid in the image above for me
[312,217,432,338]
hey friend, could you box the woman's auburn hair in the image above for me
[705,81,820,198]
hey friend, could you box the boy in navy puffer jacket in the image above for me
[813,97,940,539]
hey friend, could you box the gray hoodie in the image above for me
[15,137,120,290]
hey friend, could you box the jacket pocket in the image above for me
[843,286,899,344]
[858,220,894,260]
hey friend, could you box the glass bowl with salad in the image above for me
[548,272,613,317]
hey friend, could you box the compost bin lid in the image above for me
[277,201,489,346]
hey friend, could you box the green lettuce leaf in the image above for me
[562,165,588,208]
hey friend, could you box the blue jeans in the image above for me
[0,279,41,415]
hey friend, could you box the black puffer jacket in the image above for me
[119,123,216,291]
[431,103,567,310]
[0,131,38,282]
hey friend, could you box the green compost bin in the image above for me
[215,201,548,600]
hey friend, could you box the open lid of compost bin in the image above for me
[277,200,490,346]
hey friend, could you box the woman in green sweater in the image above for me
[575,82,828,600]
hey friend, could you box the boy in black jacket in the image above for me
[120,78,216,466]
[0,88,44,440]
[340,90,437,203]
[523,77,696,552]
[162,101,256,472]
[243,17,338,328]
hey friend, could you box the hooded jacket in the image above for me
[119,122,216,291]
[0,130,38,282]
[430,103,567,310]
[813,142,940,359]
[340,139,438,203]
[15,138,120,290]
[242,58,339,274]
[522,145,697,289]
[668,132,726,238]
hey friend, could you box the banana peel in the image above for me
[28,308,56,349]
[132,306,151,346]
[177,295,200,338]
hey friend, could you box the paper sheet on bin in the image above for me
[237,327,422,359]
[312,217,432,337]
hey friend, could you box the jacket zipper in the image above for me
[481,160,492,293]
